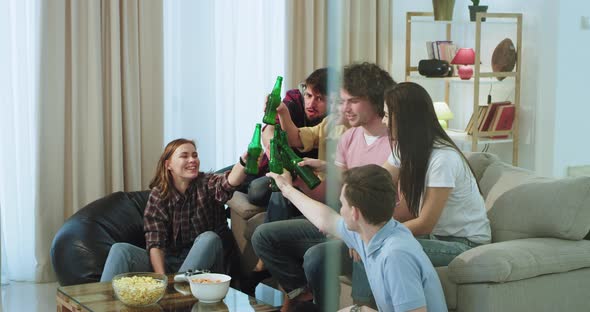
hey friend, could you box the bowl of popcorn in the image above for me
[187,273,231,303]
[112,272,168,307]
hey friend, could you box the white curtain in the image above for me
[164,0,286,171]
[0,0,41,282]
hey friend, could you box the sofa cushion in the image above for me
[485,168,590,241]
[465,152,501,182]
[244,212,267,241]
[478,161,539,209]
[435,267,457,310]
[448,238,590,284]
[227,191,266,220]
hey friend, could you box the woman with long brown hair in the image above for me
[100,138,249,281]
[383,82,491,266]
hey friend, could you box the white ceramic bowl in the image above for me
[187,273,231,303]
[112,272,167,307]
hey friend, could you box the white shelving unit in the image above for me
[405,12,522,165]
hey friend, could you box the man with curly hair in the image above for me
[252,62,395,311]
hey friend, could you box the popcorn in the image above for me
[113,275,167,306]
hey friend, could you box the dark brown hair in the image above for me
[385,82,480,217]
[342,62,396,117]
[304,68,329,96]
[149,138,196,200]
[342,164,396,225]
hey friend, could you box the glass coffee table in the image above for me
[56,276,279,312]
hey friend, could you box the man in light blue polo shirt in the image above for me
[267,164,447,312]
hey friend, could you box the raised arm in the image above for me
[267,171,341,237]
[227,151,250,187]
[276,102,304,148]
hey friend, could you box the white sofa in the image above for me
[228,153,590,311]
[437,152,590,311]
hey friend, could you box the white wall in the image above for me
[392,0,588,177]
[553,1,590,177]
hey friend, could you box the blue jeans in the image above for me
[305,240,375,308]
[100,231,224,282]
[416,234,481,267]
[251,219,327,296]
[264,191,301,223]
[247,176,272,206]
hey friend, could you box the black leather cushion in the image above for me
[50,191,150,286]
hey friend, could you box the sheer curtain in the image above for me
[0,0,41,283]
[164,0,286,171]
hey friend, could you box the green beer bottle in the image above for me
[244,123,262,175]
[278,141,321,190]
[274,128,296,176]
[262,76,284,125]
[268,138,283,192]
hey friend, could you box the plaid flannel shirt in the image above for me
[143,171,236,252]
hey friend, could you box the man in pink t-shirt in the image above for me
[252,62,396,311]
[334,68,392,170]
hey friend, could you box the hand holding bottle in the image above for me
[268,138,283,191]
[245,124,263,175]
[262,76,283,125]
[297,158,327,173]
[263,97,287,113]
[278,142,321,190]
[276,101,288,114]
[266,170,293,191]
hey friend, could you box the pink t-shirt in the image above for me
[335,127,392,169]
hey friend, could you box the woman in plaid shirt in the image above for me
[100,138,249,281]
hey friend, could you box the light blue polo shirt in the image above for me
[338,218,447,312]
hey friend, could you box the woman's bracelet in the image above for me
[239,156,246,167]
[350,304,362,312]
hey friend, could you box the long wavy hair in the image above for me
[385,82,480,217]
[149,138,196,201]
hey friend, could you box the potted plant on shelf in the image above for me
[432,0,456,21]
[469,0,488,22]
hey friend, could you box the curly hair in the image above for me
[343,62,396,117]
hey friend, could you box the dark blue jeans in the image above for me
[305,240,375,307]
[252,219,359,311]
[251,220,326,296]
[246,175,301,222]
[247,176,272,206]
[264,191,302,223]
